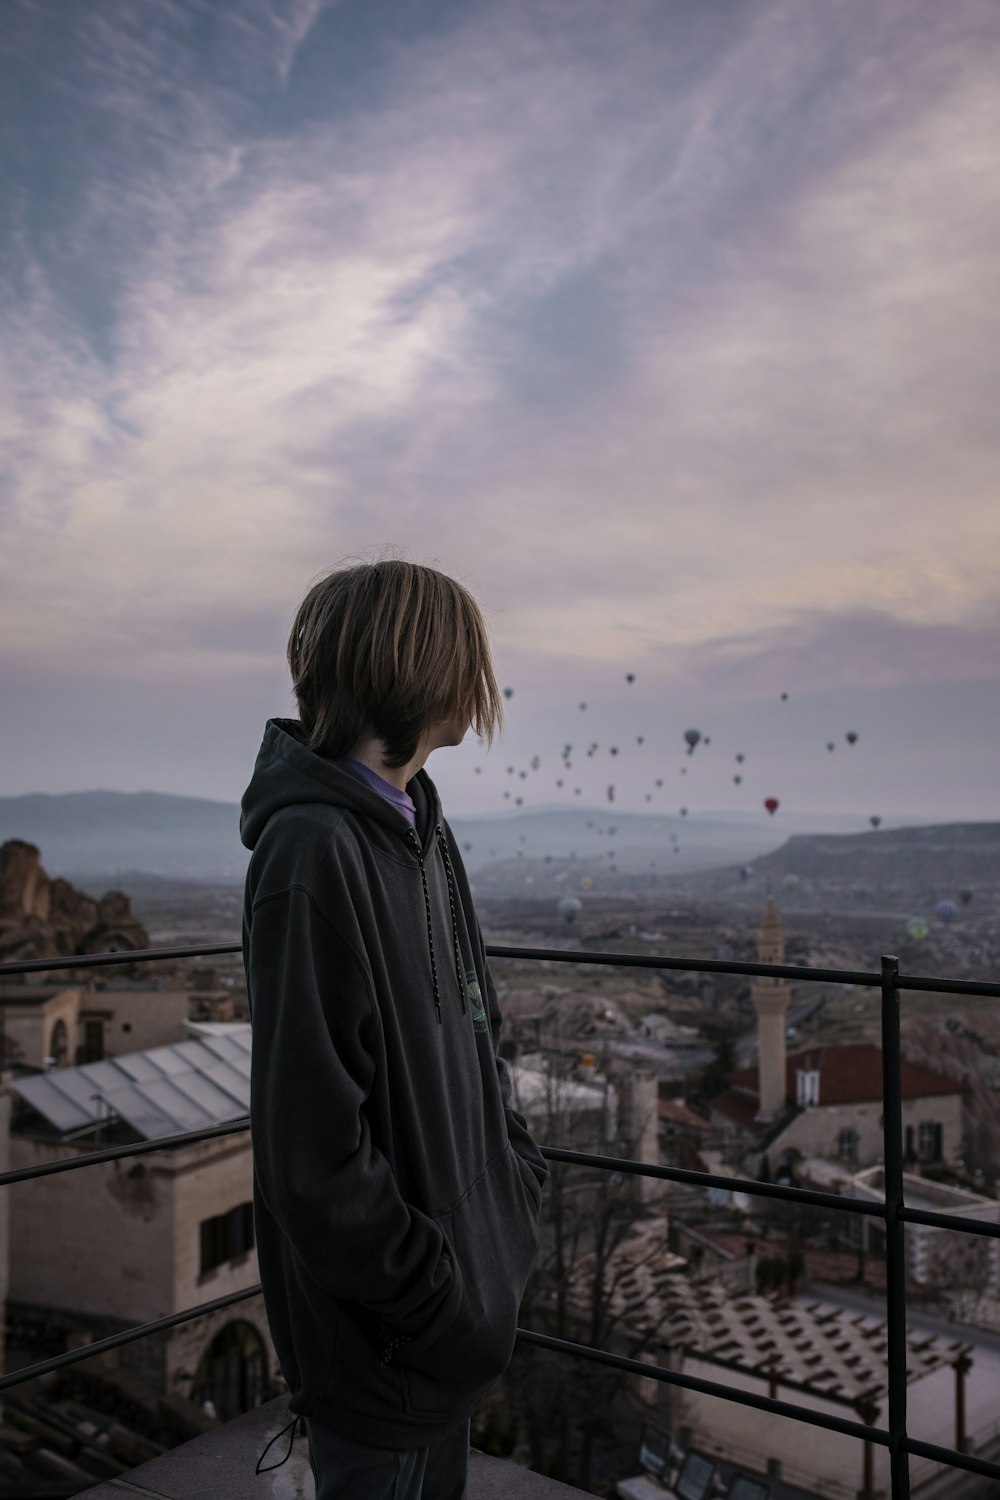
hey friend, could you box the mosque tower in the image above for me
[752,895,792,1123]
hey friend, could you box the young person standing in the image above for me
[241,558,548,1499]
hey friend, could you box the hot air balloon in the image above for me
[846,731,858,745]
[703,737,711,745]
[610,746,619,756]
[474,766,482,773]
[504,687,514,699]
[636,736,644,744]
[680,807,688,817]
[530,755,540,769]
[735,753,745,763]
[580,702,587,710]
[733,775,742,785]
[655,778,663,787]
[781,692,789,701]
[959,888,974,906]
[935,900,958,924]
[764,798,779,815]
[869,816,881,829]
[558,896,583,924]
[556,779,563,787]
[580,876,592,891]
[684,729,701,754]
[827,742,835,752]
[626,673,635,683]
[906,916,928,940]
[607,785,615,802]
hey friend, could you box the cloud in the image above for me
[1,0,998,702]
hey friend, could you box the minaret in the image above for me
[752,895,791,1122]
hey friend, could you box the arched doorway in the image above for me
[190,1320,269,1421]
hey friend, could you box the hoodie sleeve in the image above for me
[474,913,549,1190]
[246,884,457,1337]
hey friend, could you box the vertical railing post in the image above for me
[880,953,910,1500]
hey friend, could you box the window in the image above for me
[838,1128,858,1165]
[81,1019,105,1064]
[795,1069,820,1106]
[918,1121,943,1162]
[200,1203,255,1274]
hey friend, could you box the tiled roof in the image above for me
[728,1043,961,1106]
[658,1097,714,1130]
[708,1088,769,1131]
[567,1233,961,1407]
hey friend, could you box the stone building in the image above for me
[3,1024,271,1422]
[707,900,964,1186]
[0,981,190,1071]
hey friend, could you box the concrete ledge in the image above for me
[73,1394,590,1498]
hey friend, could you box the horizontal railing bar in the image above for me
[0,1117,252,1187]
[902,1433,1000,1485]
[0,1283,263,1393]
[900,1206,1000,1239]
[537,1146,888,1217]
[6,1132,999,1240]
[0,942,242,977]
[0,1287,892,1449]
[511,1328,886,1445]
[494,946,1000,996]
[2,940,998,996]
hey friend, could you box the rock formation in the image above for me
[0,840,149,969]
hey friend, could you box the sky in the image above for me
[1,0,998,826]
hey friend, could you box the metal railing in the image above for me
[1,938,999,1498]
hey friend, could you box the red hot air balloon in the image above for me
[764,797,780,816]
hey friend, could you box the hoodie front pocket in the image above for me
[398,1145,540,1419]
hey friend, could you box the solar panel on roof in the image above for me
[10,1026,254,1142]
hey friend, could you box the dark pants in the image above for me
[303,1415,470,1500]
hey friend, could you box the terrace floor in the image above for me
[73,1393,592,1499]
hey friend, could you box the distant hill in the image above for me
[0,788,984,892]
[0,791,248,886]
[676,821,1000,909]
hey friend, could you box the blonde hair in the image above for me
[287,553,505,770]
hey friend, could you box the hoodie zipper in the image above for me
[405,823,468,1026]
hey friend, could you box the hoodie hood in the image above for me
[241,716,439,855]
[240,716,467,1024]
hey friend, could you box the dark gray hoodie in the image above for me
[240,718,547,1471]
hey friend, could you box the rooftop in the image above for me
[726,1042,962,1108]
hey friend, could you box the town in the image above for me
[0,825,997,1498]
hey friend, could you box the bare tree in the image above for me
[487,1027,683,1492]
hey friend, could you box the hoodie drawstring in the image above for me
[255,1413,304,1473]
[406,824,467,1025]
